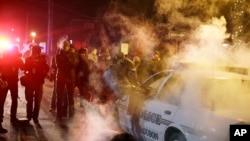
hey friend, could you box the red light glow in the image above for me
[0,37,11,52]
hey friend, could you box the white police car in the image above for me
[116,67,250,141]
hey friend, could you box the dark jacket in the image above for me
[55,50,78,82]
[0,51,24,82]
[76,56,90,85]
[24,54,49,84]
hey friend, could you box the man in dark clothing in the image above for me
[48,55,57,112]
[62,44,78,115]
[133,56,149,83]
[23,45,49,124]
[54,40,78,123]
[0,56,8,133]
[76,48,90,107]
[149,51,163,75]
[0,46,24,133]
[114,52,143,139]
[0,79,8,133]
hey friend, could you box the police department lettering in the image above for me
[141,127,159,140]
[140,110,161,125]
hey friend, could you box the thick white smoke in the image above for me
[70,100,122,141]
[174,15,250,123]
[178,16,229,65]
[103,13,158,57]
[76,0,250,140]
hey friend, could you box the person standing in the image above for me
[115,52,143,139]
[76,48,90,107]
[0,54,8,133]
[48,54,57,113]
[23,45,49,124]
[54,40,78,123]
[133,56,149,83]
[0,46,24,129]
[148,51,163,75]
[62,44,78,115]
[0,79,8,133]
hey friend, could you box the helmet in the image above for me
[31,45,42,54]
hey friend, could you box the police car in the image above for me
[116,66,250,141]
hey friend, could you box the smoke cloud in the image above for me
[74,100,122,141]
[103,13,158,57]
[79,0,250,140]
[173,15,250,130]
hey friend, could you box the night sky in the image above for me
[0,0,110,43]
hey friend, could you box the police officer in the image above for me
[0,55,8,133]
[0,46,24,129]
[23,45,49,124]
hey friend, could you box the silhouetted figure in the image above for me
[0,55,8,133]
[133,56,149,83]
[0,46,24,132]
[76,48,90,107]
[54,40,78,124]
[48,54,57,113]
[62,44,78,114]
[23,45,49,124]
[112,52,143,139]
[148,51,163,75]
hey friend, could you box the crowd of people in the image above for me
[0,38,165,137]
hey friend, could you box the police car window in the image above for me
[140,71,169,88]
[157,74,184,105]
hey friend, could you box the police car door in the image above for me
[116,93,132,133]
[140,72,182,141]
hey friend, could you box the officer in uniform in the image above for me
[23,45,49,124]
[0,56,8,133]
[0,46,24,133]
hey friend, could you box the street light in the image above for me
[31,31,36,43]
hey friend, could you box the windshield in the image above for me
[155,71,250,114]
[140,71,170,88]
[201,78,250,111]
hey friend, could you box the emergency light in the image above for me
[0,37,11,52]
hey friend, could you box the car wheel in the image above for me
[168,132,186,141]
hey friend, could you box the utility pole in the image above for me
[47,0,53,55]
[25,13,29,44]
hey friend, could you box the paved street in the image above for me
[0,79,122,141]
